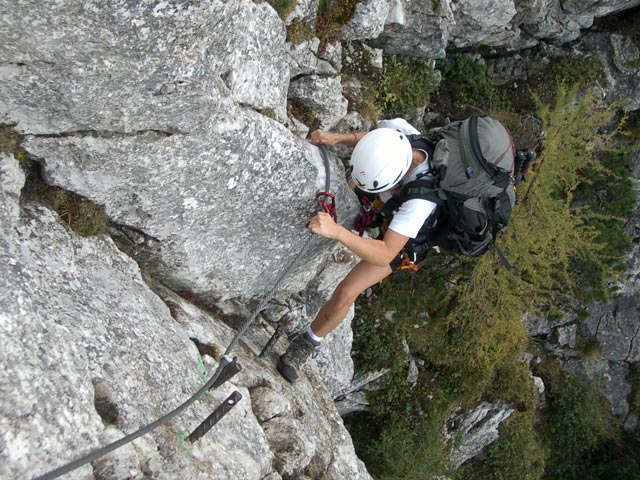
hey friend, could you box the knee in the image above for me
[330,280,362,310]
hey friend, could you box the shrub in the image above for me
[37,185,108,237]
[485,412,546,480]
[342,47,441,122]
[374,56,441,119]
[0,124,28,163]
[265,0,296,20]
[315,0,357,46]
[436,53,510,111]
[286,18,316,45]
[541,368,619,480]
[571,149,634,301]
[547,56,604,89]
[349,86,632,480]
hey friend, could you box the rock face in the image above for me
[2,0,359,301]
[0,0,289,132]
[0,151,369,479]
[580,33,640,111]
[446,402,516,468]
[0,0,366,478]
[367,0,640,58]
[2,0,640,478]
[23,111,359,301]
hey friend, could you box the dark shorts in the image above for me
[389,253,404,272]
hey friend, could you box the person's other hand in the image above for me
[310,129,337,146]
[307,212,342,239]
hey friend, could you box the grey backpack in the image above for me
[388,115,516,258]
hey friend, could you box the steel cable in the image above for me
[33,143,333,480]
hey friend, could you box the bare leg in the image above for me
[310,260,392,337]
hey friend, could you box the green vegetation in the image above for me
[540,364,619,480]
[436,53,510,112]
[572,149,634,302]
[264,0,296,20]
[374,56,441,119]
[315,0,357,47]
[547,56,604,89]
[0,124,28,163]
[348,81,638,479]
[286,18,316,45]
[342,46,441,122]
[1,124,107,237]
[39,187,108,237]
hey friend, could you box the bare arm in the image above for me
[307,212,409,266]
[310,129,366,148]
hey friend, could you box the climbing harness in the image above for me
[33,141,337,480]
[353,196,384,236]
[397,253,419,272]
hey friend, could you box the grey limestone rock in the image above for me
[0,152,272,479]
[0,148,371,479]
[92,426,143,480]
[0,0,290,132]
[585,294,640,363]
[3,0,365,304]
[522,310,576,337]
[449,0,520,49]
[562,0,640,19]
[580,33,640,111]
[342,0,391,41]
[370,0,640,59]
[285,0,321,27]
[446,402,516,468]
[23,108,359,301]
[287,38,338,79]
[262,416,317,478]
[288,74,350,130]
[370,0,453,59]
[555,324,578,349]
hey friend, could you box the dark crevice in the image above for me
[626,322,640,362]
[30,128,179,139]
[190,337,221,361]
[93,381,119,426]
[19,157,110,237]
[108,223,161,246]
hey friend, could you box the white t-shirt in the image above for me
[376,118,437,239]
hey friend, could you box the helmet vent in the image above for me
[373,180,379,189]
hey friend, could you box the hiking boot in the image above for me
[277,333,318,383]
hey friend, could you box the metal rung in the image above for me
[187,391,243,444]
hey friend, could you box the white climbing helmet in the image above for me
[350,128,412,193]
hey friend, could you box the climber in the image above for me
[277,119,437,382]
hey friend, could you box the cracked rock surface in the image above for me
[0,150,369,479]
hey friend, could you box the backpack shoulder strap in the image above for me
[379,178,445,220]
[399,178,446,206]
